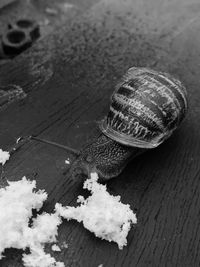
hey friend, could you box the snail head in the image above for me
[69,133,135,181]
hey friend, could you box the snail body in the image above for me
[71,129,145,180]
[70,67,188,180]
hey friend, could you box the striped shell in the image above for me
[100,67,188,148]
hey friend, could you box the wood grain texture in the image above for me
[0,0,200,266]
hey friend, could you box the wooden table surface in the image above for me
[0,0,200,266]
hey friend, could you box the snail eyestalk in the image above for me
[30,136,80,156]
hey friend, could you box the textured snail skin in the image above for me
[70,128,145,180]
[71,67,188,180]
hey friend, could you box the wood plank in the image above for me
[0,0,200,266]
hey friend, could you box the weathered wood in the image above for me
[0,0,200,266]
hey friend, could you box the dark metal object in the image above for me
[9,19,40,41]
[1,18,40,58]
[2,29,31,56]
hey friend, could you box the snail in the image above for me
[29,67,188,180]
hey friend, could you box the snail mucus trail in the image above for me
[30,67,188,181]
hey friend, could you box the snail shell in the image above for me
[100,67,188,149]
[71,67,188,180]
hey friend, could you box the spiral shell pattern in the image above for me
[100,67,188,148]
